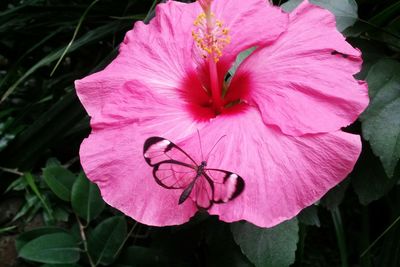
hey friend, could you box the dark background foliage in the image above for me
[0,0,399,266]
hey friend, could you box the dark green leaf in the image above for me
[352,143,399,205]
[0,225,17,234]
[369,2,400,27]
[1,20,122,103]
[16,227,67,252]
[88,216,127,265]
[53,207,70,222]
[24,172,53,215]
[43,166,76,201]
[360,59,400,177]
[71,173,105,222]
[281,0,358,31]
[18,233,80,264]
[231,219,299,267]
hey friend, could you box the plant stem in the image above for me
[76,215,96,267]
[331,206,349,267]
[0,166,23,176]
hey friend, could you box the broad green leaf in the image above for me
[352,144,399,205]
[71,173,105,222]
[231,219,299,267]
[349,38,387,80]
[43,166,76,201]
[88,216,127,265]
[18,233,80,264]
[360,59,400,177]
[281,0,358,32]
[16,227,67,252]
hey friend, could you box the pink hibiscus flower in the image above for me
[75,0,369,227]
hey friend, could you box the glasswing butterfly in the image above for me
[143,136,245,209]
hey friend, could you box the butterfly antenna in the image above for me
[206,135,227,160]
[197,129,205,161]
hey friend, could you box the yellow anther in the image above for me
[192,12,231,62]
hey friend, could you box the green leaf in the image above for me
[71,173,105,222]
[53,207,70,222]
[352,143,399,205]
[16,227,67,252]
[43,166,76,201]
[229,47,256,76]
[0,225,17,234]
[1,20,122,103]
[281,0,303,12]
[24,172,53,217]
[18,233,80,264]
[360,59,400,177]
[231,219,299,267]
[369,2,400,27]
[281,0,358,32]
[88,216,127,265]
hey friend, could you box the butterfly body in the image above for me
[178,160,207,205]
[143,136,245,209]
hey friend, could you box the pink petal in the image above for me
[188,107,361,227]
[80,125,199,226]
[75,1,202,125]
[79,81,207,226]
[80,103,360,227]
[230,1,369,136]
[211,0,288,75]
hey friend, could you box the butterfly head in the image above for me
[201,160,207,167]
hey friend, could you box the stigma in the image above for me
[192,12,231,62]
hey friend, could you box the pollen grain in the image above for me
[192,12,231,62]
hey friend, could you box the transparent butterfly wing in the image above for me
[143,136,197,167]
[143,137,245,208]
[152,160,198,189]
[191,174,214,209]
[143,137,198,189]
[203,169,245,204]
